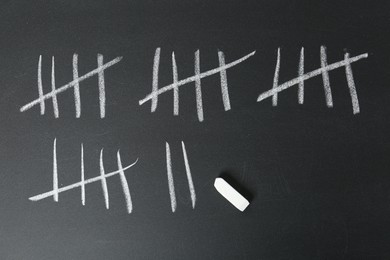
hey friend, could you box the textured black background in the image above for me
[0,1,389,259]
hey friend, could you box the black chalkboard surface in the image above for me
[1,0,390,259]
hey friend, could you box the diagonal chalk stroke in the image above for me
[344,53,360,114]
[165,142,177,212]
[29,158,138,202]
[151,48,161,112]
[37,55,45,114]
[298,47,304,104]
[218,51,231,111]
[320,46,333,107]
[73,54,81,118]
[139,50,256,106]
[172,52,179,116]
[20,56,122,113]
[194,50,204,122]
[272,48,281,106]
[117,150,133,214]
[181,141,196,209]
[81,144,85,205]
[257,52,368,103]
[52,138,58,202]
[100,149,109,209]
[51,56,59,118]
[97,54,106,118]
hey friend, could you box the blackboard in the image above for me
[1,0,390,259]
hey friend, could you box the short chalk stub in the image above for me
[214,177,249,212]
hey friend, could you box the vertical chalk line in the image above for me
[53,138,58,202]
[99,149,109,209]
[73,54,81,118]
[344,53,360,114]
[29,158,138,201]
[320,46,333,107]
[298,47,305,104]
[117,150,133,214]
[194,50,204,122]
[166,142,176,212]
[181,141,196,209]
[218,51,231,111]
[272,48,281,106]
[139,51,256,106]
[20,56,122,112]
[51,57,59,118]
[256,53,368,102]
[81,143,85,205]
[97,54,106,118]
[151,48,161,112]
[172,52,179,116]
[37,55,45,115]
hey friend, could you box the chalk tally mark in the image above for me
[20,54,122,118]
[139,49,256,122]
[257,46,368,114]
[165,141,196,212]
[29,139,138,214]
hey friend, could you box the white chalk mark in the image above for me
[344,53,360,114]
[37,55,45,115]
[100,149,109,209]
[29,158,138,202]
[181,141,196,209]
[51,57,59,118]
[272,48,281,106]
[151,48,161,112]
[257,52,368,102]
[97,54,106,118]
[218,51,231,111]
[194,50,204,122]
[81,144,85,206]
[298,47,304,104]
[139,51,256,106]
[20,56,122,113]
[172,52,179,116]
[73,54,81,118]
[166,142,176,212]
[320,46,333,107]
[53,138,58,202]
[117,150,133,214]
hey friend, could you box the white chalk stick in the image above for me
[214,177,249,212]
